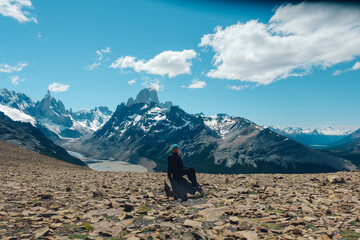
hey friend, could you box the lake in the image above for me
[69,151,148,172]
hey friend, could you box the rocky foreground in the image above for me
[1,141,360,240]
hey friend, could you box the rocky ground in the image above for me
[1,141,360,240]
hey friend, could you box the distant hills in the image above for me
[0,87,358,173]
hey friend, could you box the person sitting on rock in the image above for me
[167,144,201,189]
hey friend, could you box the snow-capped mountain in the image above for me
[267,126,351,148]
[0,88,36,115]
[80,88,356,174]
[269,126,351,136]
[0,88,113,142]
[72,106,113,132]
[126,88,173,109]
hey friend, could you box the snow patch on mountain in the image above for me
[73,107,112,132]
[0,104,36,126]
[203,114,254,139]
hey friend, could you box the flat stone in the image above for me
[198,207,231,221]
[33,226,49,239]
[183,219,203,228]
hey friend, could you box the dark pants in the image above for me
[175,167,198,186]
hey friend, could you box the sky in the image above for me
[1,0,360,130]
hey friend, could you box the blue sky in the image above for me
[1,0,360,130]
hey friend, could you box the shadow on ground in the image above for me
[164,177,201,201]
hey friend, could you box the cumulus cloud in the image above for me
[86,47,111,71]
[0,0,37,23]
[109,50,197,78]
[0,62,27,73]
[10,75,25,85]
[227,84,250,91]
[48,83,70,92]
[186,78,206,89]
[199,2,360,85]
[127,79,136,85]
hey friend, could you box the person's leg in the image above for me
[183,167,199,186]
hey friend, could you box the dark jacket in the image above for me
[167,152,184,178]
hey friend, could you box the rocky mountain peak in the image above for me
[135,88,159,105]
[37,91,67,116]
[126,88,173,109]
[0,88,35,115]
[45,90,51,98]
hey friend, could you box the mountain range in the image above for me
[267,126,351,148]
[0,87,359,173]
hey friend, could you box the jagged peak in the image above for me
[134,88,159,105]
[126,88,173,110]
[44,90,51,98]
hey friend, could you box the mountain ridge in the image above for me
[81,93,356,173]
[267,126,351,148]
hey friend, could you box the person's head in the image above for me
[172,144,179,153]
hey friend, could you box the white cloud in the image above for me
[199,2,360,85]
[0,62,27,73]
[0,0,37,23]
[127,79,136,85]
[227,84,250,91]
[352,61,360,70]
[96,47,111,61]
[86,47,111,71]
[48,83,70,92]
[109,50,197,78]
[10,75,25,85]
[141,79,164,91]
[332,61,360,75]
[187,78,206,89]
[87,62,101,71]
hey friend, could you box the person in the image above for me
[167,144,201,189]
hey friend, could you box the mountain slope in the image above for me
[321,129,360,167]
[0,111,87,167]
[329,128,360,147]
[0,139,88,170]
[80,88,356,174]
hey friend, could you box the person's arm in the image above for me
[179,156,184,169]
[167,156,172,178]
